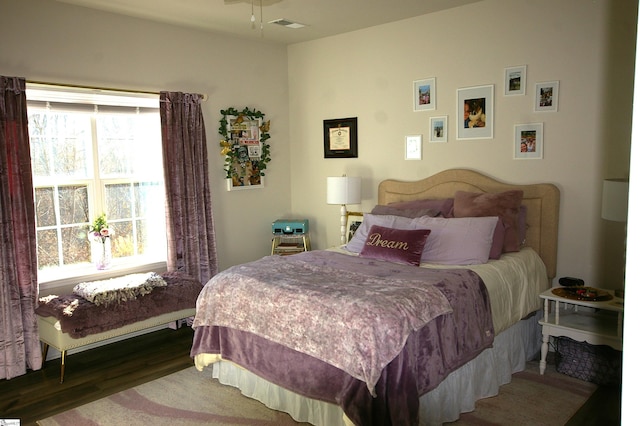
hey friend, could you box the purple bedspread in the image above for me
[36,272,202,338]
[191,251,494,426]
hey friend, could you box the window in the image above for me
[26,84,167,285]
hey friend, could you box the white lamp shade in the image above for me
[326,176,361,205]
[602,178,629,222]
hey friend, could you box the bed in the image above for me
[190,169,560,425]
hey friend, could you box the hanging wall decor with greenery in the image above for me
[219,107,271,190]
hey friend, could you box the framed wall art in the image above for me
[219,107,271,190]
[535,81,559,112]
[429,116,448,143]
[514,123,543,160]
[504,65,527,96]
[456,84,494,140]
[323,117,358,158]
[413,78,436,111]
[405,135,422,160]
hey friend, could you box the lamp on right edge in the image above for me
[602,178,629,222]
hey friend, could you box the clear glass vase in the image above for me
[91,237,112,270]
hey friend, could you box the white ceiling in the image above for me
[54,0,482,45]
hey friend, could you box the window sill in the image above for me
[38,259,168,296]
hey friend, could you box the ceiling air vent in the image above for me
[269,18,306,29]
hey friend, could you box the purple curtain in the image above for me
[0,76,42,379]
[160,92,218,285]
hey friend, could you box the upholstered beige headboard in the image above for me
[378,169,560,280]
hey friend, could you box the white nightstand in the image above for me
[538,287,623,375]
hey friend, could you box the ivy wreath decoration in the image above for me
[219,107,271,184]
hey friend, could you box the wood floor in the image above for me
[0,326,621,425]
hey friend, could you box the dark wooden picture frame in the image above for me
[323,117,358,158]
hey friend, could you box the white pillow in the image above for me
[345,214,498,265]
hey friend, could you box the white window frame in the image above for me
[26,84,168,292]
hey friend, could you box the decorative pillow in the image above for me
[418,216,498,265]
[345,214,415,253]
[345,213,499,265]
[371,204,438,218]
[359,225,430,266]
[489,218,506,259]
[518,205,528,246]
[389,198,455,217]
[453,190,524,253]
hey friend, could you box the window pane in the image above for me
[110,221,133,258]
[62,226,91,265]
[35,187,56,227]
[59,185,89,225]
[97,115,135,176]
[37,229,59,269]
[105,183,132,220]
[134,181,163,217]
[29,113,51,176]
[28,111,92,178]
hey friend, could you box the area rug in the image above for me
[38,359,597,426]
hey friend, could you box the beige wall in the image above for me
[0,0,636,287]
[0,0,292,272]
[288,0,636,289]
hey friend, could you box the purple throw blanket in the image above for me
[191,251,494,425]
[36,272,202,338]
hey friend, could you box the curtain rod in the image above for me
[26,79,208,101]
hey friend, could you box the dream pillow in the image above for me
[359,225,430,266]
[453,190,524,253]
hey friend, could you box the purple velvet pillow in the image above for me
[453,190,524,253]
[371,204,439,218]
[359,225,430,266]
[389,198,455,217]
[489,218,506,259]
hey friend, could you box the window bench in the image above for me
[38,308,195,383]
[35,272,202,383]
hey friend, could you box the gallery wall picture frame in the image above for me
[504,65,527,96]
[323,117,358,158]
[405,135,423,160]
[456,84,494,140]
[413,78,436,111]
[535,81,559,112]
[429,116,448,143]
[514,123,544,160]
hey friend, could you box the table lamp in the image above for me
[327,175,361,244]
[602,178,629,222]
[602,178,629,297]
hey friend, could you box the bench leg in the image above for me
[42,342,49,362]
[60,350,66,384]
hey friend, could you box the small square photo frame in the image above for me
[514,123,543,160]
[429,116,448,143]
[504,65,526,96]
[457,84,494,140]
[535,81,559,112]
[413,78,436,111]
[405,135,422,160]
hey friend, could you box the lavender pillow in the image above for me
[453,190,524,253]
[389,198,455,217]
[359,225,430,266]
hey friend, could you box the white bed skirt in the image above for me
[211,310,542,426]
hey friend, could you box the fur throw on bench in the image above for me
[73,272,167,306]
[36,272,202,338]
